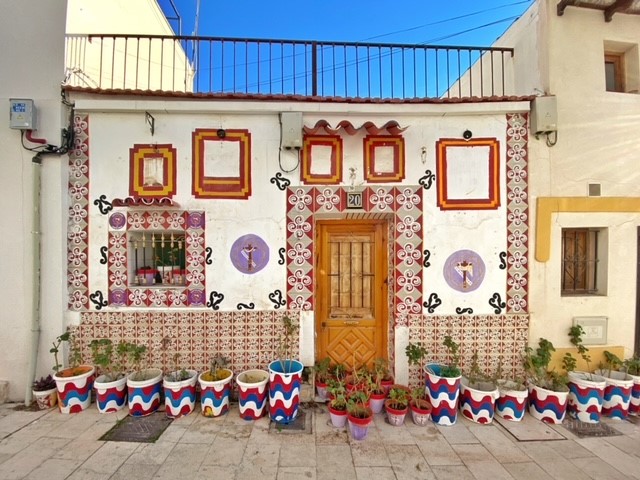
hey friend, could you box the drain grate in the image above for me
[268,410,312,434]
[100,413,173,443]
[563,418,623,438]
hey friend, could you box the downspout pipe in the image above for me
[25,154,42,406]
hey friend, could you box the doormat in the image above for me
[268,410,312,434]
[562,418,623,438]
[100,413,173,443]
[495,414,566,442]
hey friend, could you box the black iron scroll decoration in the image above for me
[269,289,287,309]
[499,251,507,270]
[489,293,507,314]
[418,170,436,190]
[205,247,213,265]
[278,247,286,265]
[423,249,431,268]
[99,246,108,265]
[94,195,113,215]
[89,290,108,310]
[270,172,291,191]
[456,307,474,314]
[237,302,255,310]
[423,293,442,314]
[207,291,224,310]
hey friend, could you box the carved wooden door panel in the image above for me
[315,220,388,368]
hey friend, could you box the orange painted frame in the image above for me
[436,138,500,210]
[301,135,343,185]
[192,129,252,199]
[363,135,405,183]
[129,144,177,198]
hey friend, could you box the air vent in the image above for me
[588,183,601,197]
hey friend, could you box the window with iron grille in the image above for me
[561,228,600,295]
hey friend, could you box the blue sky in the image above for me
[159,0,534,46]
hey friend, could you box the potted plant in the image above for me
[90,339,132,413]
[409,386,432,426]
[367,371,386,414]
[459,353,499,424]
[494,360,527,422]
[268,314,304,424]
[594,350,634,420]
[385,384,411,426]
[313,357,331,401]
[198,354,233,418]
[328,392,348,428]
[32,375,57,410]
[522,338,569,424]
[425,335,462,425]
[564,325,606,423]
[236,367,269,420]
[126,343,163,417]
[346,393,373,440]
[163,353,198,418]
[51,330,95,414]
[373,358,394,395]
[622,355,640,416]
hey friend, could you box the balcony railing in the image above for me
[64,34,514,100]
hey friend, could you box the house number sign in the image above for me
[347,191,363,209]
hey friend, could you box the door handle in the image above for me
[343,320,360,325]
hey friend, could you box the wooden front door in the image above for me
[315,219,389,368]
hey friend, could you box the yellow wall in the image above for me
[548,345,625,372]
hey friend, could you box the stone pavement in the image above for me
[0,402,639,480]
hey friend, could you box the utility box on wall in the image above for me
[9,98,35,129]
[280,112,303,149]
[530,95,557,135]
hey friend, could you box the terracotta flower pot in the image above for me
[236,369,268,420]
[54,365,95,414]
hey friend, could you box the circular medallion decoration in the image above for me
[109,212,126,230]
[443,249,486,293]
[230,234,270,274]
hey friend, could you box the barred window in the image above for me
[561,228,600,295]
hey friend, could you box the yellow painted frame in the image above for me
[535,197,640,262]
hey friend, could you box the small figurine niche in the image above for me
[129,231,186,286]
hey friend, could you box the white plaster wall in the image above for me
[0,0,67,401]
[504,0,640,353]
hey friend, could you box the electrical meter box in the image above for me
[280,112,303,149]
[9,99,35,130]
[531,95,557,135]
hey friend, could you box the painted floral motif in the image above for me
[396,216,421,238]
[288,242,312,265]
[287,270,312,292]
[316,188,340,211]
[287,188,313,211]
[287,215,312,239]
[370,188,394,210]
[396,188,420,210]
[396,244,421,266]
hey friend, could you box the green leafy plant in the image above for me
[126,343,149,381]
[50,331,70,374]
[165,353,192,382]
[386,385,410,410]
[563,324,594,378]
[346,390,371,419]
[276,315,300,373]
[601,350,624,378]
[327,376,346,399]
[624,355,640,376]
[410,386,431,410]
[313,357,332,384]
[465,352,495,390]
[329,392,347,412]
[373,358,393,383]
[441,336,461,378]
[405,342,428,370]
[522,338,568,392]
[89,339,133,382]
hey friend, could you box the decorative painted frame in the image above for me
[300,135,343,185]
[192,129,252,199]
[129,144,177,198]
[435,137,500,210]
[363,135,405,183]
[107,210,206,307]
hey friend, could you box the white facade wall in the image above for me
[0,0,67,401]
[500,0,640,354]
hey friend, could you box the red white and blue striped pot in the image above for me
[94,374,127,413]
[164,370,198,418]
[594,369,633,420]
[54,365,95,414]
[268,360,303,424]
[236,369,269,420]
[459,377,499,424]
[567,371,606,423]
[127,368,163,417]
[496,380,527,421]
[527,383,568,424]
[627,372,640,416]
[425,364,461,426]
[199,369,233,418]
